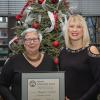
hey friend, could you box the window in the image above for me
[0,17,8,23]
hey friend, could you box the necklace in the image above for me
[23,53,41,62]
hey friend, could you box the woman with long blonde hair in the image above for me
[59,14,100,100]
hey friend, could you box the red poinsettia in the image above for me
[38,0,45,4]
[15,14,23,21]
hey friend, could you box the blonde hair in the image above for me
[63,14,90,48]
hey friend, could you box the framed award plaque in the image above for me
[21,72,65,100]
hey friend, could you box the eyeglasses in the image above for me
[24,38,39,43]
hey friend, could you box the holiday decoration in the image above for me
[32,21,40,29]
[9,0,78,62]
[53,56,59,65]
[52,41,60,47]
[15,14,23,21]
[51,0,58,4]
[38,0,45,4]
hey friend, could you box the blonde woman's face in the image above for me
[23,32,40,54]
[68,20,84,41]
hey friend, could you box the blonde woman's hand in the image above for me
[65,96,70,100]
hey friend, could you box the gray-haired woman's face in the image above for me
[23,32,40,54]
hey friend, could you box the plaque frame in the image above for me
[21,71,65,100]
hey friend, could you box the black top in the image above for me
[0,53,57,100]
[59,46,100,100]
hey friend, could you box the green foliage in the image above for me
[11,0,69,58]
[41,32,64,58]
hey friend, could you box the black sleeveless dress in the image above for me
[59,45,100,100]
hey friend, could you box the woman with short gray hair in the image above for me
[0,28,57,100]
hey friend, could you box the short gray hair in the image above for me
[21,28,42,42]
